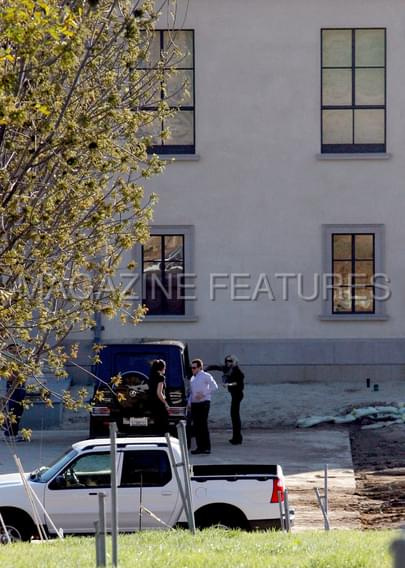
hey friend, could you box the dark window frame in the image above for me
[321,28,387,154]
[332,233,375,314]
[140,29,195,155]
[120,450,172,487]
[142,233,186,316]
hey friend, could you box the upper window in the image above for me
[321,29,386,154]
[138,30,195,154]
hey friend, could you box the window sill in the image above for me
[319,314,389,321]
[158,154,201,162]
[143,316,198,323]
[316,153,392,161]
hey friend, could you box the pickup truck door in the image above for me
[118,448,180,530]
[43,451,121,533]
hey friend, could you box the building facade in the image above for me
[71,1,405,387]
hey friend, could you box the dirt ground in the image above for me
[349,423,405,529]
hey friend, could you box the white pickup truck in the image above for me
[0,437,292,541]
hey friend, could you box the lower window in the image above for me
[138,225,194,318]
[322,224,387,319]
[332,232,375,313]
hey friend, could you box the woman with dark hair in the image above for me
[148,359,170,435]
[207,355,244,445]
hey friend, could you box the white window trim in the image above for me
[134,225,196,321]
[319,224,389,321]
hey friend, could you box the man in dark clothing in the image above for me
[207,355,244,445]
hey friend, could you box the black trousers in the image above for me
[191,401,211,451]
[230,391,243,442]
[152,402,169,435]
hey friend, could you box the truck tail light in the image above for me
[91,407,111,416]
[270,477,284,503]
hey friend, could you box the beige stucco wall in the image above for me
[66,0,405,365]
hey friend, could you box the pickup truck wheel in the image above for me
[0,512,33,543]
[195,505,249,531]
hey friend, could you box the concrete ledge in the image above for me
[159,154,201,161]
[316,153,392,160]
[319,315,389,321]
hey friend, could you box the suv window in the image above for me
[120,450,172,487]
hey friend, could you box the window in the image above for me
[120,450,172,487]
[138,226,194,318]
[321,225,388,319]
[142,234,185,315]
[49,453,111,489]
[321,29,386,153]
[332,233,375,313]
[138,30,195,154]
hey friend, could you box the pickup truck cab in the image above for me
[89,341,190,437]
[0,437,291,541]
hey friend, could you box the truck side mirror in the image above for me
[49,475,67,490]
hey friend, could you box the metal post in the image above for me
[391,534,405,568]
[177,421,195,534]
[324,464,328,520]
[139,473,143,532]
[277,491,285,532]
[94,521,100,567]
[314,488,330,530]
[165,433,193,532]
[110,422,118,567]
[284,488,291,532]
[0,513,11,544]
[98,493,106,567]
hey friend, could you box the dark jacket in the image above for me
[206,365,244,395]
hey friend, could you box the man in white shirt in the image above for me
[189,358,218,455]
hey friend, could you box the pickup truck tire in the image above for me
[194,504,249,530]
[0,508,34,542]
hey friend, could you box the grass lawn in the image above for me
[0,529,398,568]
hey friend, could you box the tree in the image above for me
[0,0,187,431]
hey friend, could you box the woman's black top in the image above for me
[148,370,166,413]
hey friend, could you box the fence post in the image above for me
[284,488,291,532]
[391,533,405,568]
[165,433,191,531]
[278,491,285,532]
[177,421,196,534]
[314,488,330,531]
[98,492,106,567]
[0,513,11,544]
[94,521,100,567]
[110,422,118,567]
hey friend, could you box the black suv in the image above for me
[89,340,190,437]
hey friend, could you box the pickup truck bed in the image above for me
[193,464,277,480]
